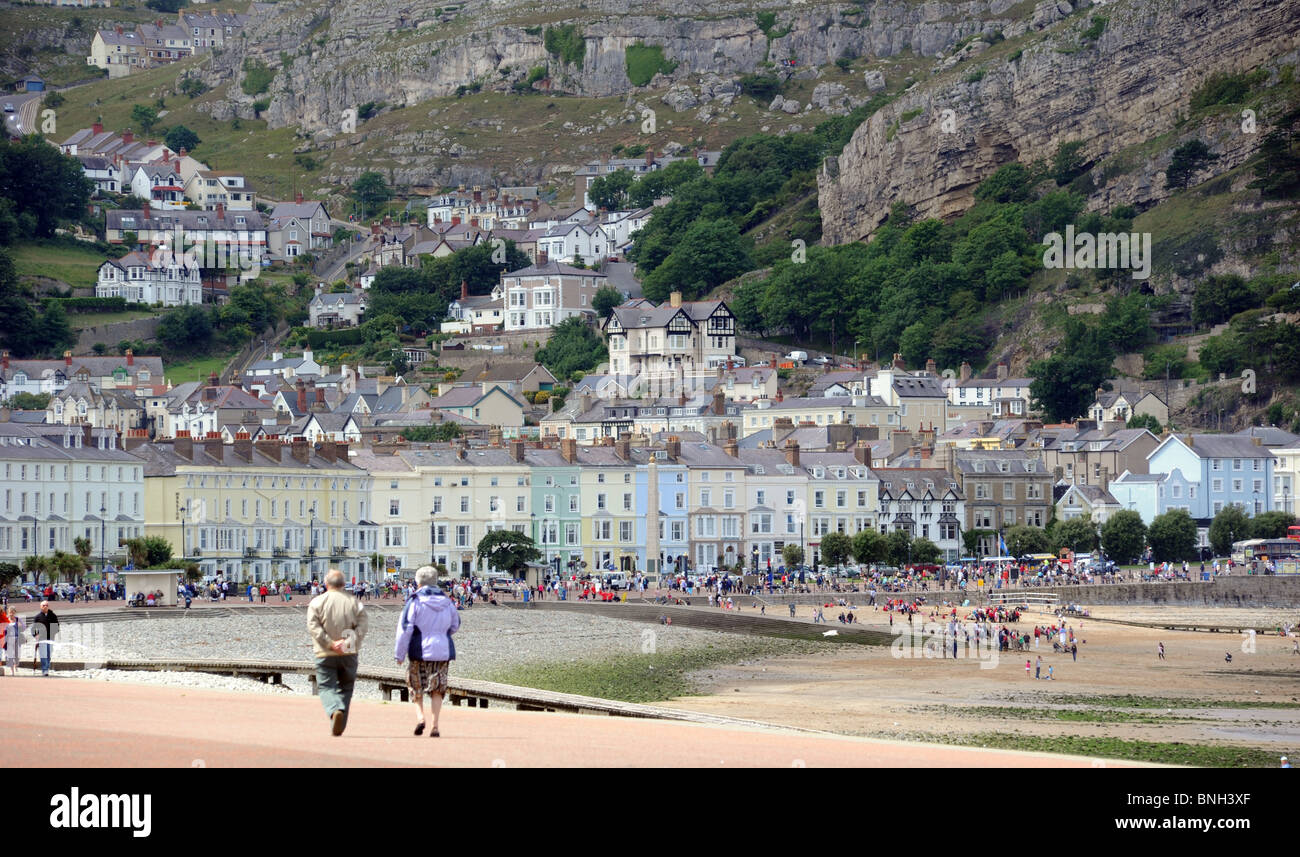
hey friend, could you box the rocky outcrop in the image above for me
[203,0,1037,134]
[818,0,1300,244]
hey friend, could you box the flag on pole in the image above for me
[999,533,1008,556]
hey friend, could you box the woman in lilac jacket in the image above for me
[394,566,461,736]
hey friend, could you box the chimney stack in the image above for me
[560,437,578,463]
[669,291,682,308]
[92,121,104,135]
[122,130,133,145]
[615,436,632,461]
[291,436,310,464]
[123,428,149,451]
[295,191,303,204]
[509,438,526,462]
[234,431,253,462]
[126,348,134,366]
[724,438,739,458]
[255,437,281,462]
[296,379,307,413]
[174,430,193,460]
[665,436,681,460]
[853,440,870,465]
[712,390,725,415]
[996,362,1008,381]
[203,431,223,460]
[64,350,72,367]
[959,361,972,383]
[488,427,502,447]
[316,440,336,463]
[925,358,937,375]
[784,439,800,468]
[1100,467,1110,492]
[892,352,906,371]
[141,200,149,219]
[461,280,468,301]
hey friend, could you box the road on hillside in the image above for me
[3,91,44,138]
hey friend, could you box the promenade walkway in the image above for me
[0,677,1147,767]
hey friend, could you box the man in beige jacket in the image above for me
[308,569,369,735]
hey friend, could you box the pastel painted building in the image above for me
[1145,434,1275,520]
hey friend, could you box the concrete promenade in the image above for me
[0,677,1147,767]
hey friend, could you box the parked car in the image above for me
[784,350,808,362]
[812,355,832,365]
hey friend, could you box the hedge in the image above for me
[305,327,366,348]
[55,297,151,313]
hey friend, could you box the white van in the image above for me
[784,351,808,363]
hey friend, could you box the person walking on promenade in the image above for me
[307,569,369,736]
[395,566,460,737]
[1035,656,1042,679]
[3,607,22,675]
[1158,641,1165,660]
[30,601,58,676]
[1070,642,1078,662]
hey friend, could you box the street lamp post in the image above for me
[100,505,107,580]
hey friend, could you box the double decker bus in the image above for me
[1288,525,1300,543]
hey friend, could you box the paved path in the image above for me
[0,677,1146,767]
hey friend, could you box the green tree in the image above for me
[962,529,993,556]
[819,531,853,569]
[1208,504,1252,557]
[1193,274,1255,327]
[884,529,913,566]
[1165,139,1219,189]
[165,125,201,153]
[851,528,887,565]
[1051,516,1098,553]
[591,285,624,319]
[1127,413,1163,433]
[1249,105,1300,199]
[909,537,941,564]
[124,536,174,568]
[1004,524,1050,557]
[0,137,95,240]
[73,536,93,569]
[1100,509,1147,563]
[781,543,804,569]
[157,305,213,353]
[587,169,635,210]
[536,316,607,378]
[351,171,392,218]
[476,530,541,577]
[1052,140,1088,186]
[0,562,20,587]
[640,218,753,302]
[37,300,75,357]
[1251,510,1297,539]
[2,392,50,410]
[400,423,462,442]
[1148,509,1199,562]
[130,104,160,135]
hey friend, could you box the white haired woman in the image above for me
[394,566,460,737]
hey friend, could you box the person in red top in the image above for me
[259,584,268,603]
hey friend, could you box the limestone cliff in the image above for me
[201,0,1037,134]
[818,0,1300,244]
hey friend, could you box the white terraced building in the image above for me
[96,250,202,306]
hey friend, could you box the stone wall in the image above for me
[75,316,162,354]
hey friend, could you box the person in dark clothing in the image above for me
[30,601,58,676]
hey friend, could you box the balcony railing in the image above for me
[272,547,289,558]
[243,547,259,558]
